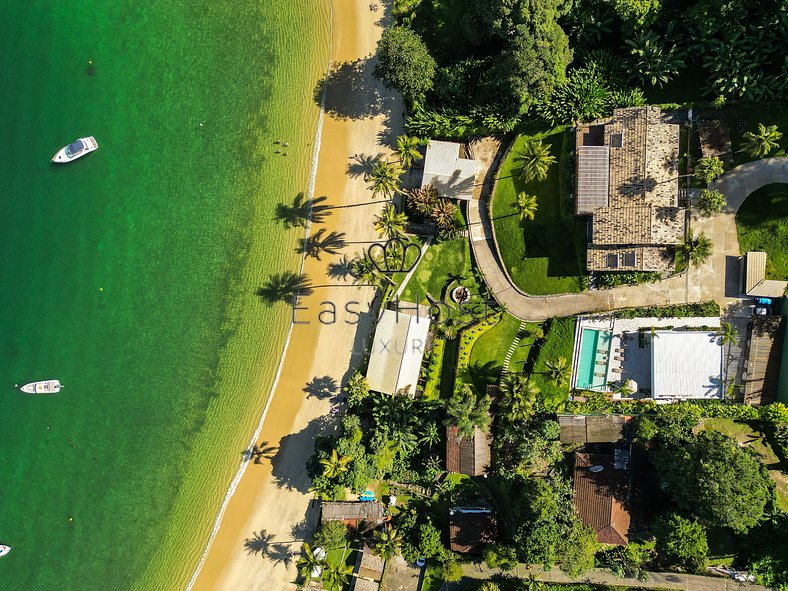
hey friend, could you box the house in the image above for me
[650,331,723,401]
[350,543,385,591]
[558,415,630,444]
[320,501,387,530]
[421,140,478,201]
[740,251,788,297]
[448,507,497,553]
[744,316,785,406]
[573,448,631,545]
[445,425,492,476]
[365,307,431,395]
[575,106,684,272]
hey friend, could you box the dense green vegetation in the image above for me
[530,317,576,406]
[736,184,788,281]
[491,130,585,295]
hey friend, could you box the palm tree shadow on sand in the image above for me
[274,193,332,228]
[313,57,395,121]
[257,272,313,305]
[303,375,338,399]
[297,228,347,260]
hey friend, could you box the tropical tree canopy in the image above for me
[365,157,404,199]
[515,192,539,222]
[374,204,408,239]
[396,135,423,169]
[654,513,709,571]
[518,140,556,183]
[373,26,436,102]
[683,230,713,267]
[652,430,772,532]
[697,188,726,216]
[444,384,492,440]
[694,156,725,184]
[372,526,404,560]
[742,123,783,159]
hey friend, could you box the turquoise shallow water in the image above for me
[0,1,329,589]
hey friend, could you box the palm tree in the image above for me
[396,135,423,169]
[683,230,713,267]
[320,449,351,479]
[322,561,354,591]
[500,373,540,422]
[350,253,393,289]
[372,527,404,560]
[436,322,459,340]
[406,185,440,216]
[741,123,783,158]
[374,204,408,239]
[365,157,403,199]
[430,198,458,229]
[545,356,570,387]
[297,543,326,587]
[694,156,725,184]
[518,140,556,183]
[718,321,738,347]
[419,421,441,449]
[444,385,492,440]
[515,192,538,222]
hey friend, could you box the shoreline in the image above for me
[189,1,403,589]
[184,6,335,589]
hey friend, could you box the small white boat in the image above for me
[51,137,98,163]
[0,545,11,557]
[17,380,62,394]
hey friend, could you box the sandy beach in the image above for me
[189,1,402,589]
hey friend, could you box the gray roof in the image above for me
[744,251,788,297]
[421,140,478,201]
[366,308,430,395]
[576,146,610,214]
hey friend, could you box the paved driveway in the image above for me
[469,157,788,322]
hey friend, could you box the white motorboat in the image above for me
[51,137,98,163]
[0,545,11,557]
[17,380,62,394]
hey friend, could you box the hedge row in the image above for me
[612,301,721,319]
[564,394,788,424]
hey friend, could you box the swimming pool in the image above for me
[575,328,613,390]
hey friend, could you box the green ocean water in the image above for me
[0,1,329,589]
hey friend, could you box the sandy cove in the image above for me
[189,2,403,590]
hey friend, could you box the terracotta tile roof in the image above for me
[573,451,631,545]
[445,425,492,476]
[448,508,497,553]
[586,245,676,272]
[575,107,684,272]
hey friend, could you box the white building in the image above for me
[421,140,478,201]
[365,307,431,395]
[651,331,723,401]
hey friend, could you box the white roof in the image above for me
[650,331,723,400]
[421,140,478,201]
[366,308,431,395]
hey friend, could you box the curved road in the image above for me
[468,157,788,322]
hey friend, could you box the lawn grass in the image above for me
[491,127,586,295]
[701,418,788,511]
[401,238,471,305]
[735,184,788,281]
[531,317,577,406]
[467,313,540,390]
[420,563,443,591]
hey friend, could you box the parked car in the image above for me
[754,306,769,316]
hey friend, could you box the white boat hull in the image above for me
[19,380,62,394]
[52,136,98,163]
[0,545,10,557]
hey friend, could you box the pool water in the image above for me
[575,329,613,390]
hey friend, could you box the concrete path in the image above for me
[460,563,773,591]
[468,157,788,322]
